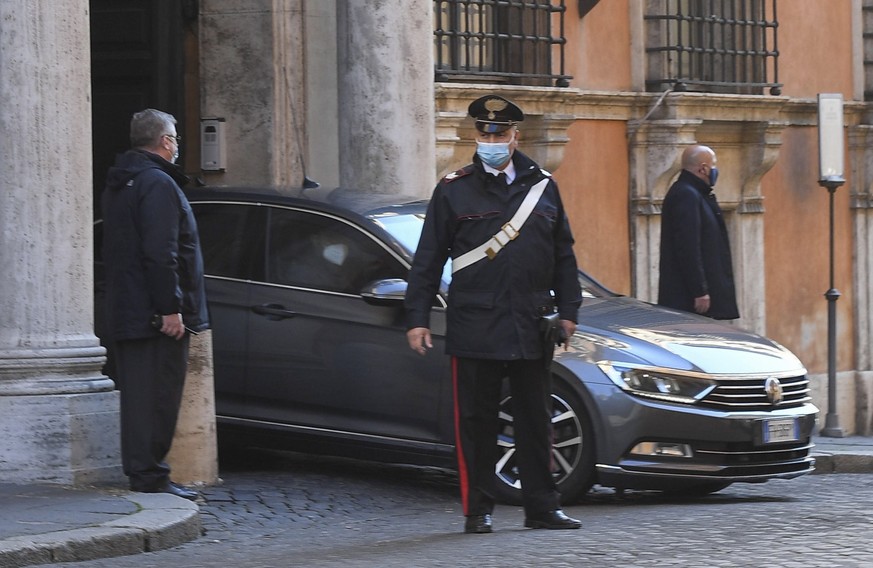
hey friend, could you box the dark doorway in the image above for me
[89,0,192,207]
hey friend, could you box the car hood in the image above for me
[571,296,805,375]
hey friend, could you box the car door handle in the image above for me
[251,304,297,320]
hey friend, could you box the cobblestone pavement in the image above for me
[36,446,873,568]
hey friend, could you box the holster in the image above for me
[540,312,563,369]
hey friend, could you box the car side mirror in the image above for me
[360,278,408,305]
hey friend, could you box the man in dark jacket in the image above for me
[101,108,209,500]
[405,95,583,533]
[658,144,739,320]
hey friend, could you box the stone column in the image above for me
[849,124,873,435]
[337,1,436,198]
[0,0,122,485]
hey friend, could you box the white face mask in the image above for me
[164,133,179,163]
[476,133,515,168]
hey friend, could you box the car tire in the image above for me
[492,376,596,506]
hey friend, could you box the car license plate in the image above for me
[762,418,798,444]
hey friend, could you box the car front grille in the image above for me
[699,374,811,410]
[692,439,814,477]
[615,438,816,481]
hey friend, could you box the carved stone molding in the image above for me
[0,346,113,396]
[435,84,585,176]
[737,196,766,214]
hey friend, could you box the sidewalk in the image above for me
[1,435,871,568]
[0,484,201,567]
[807,434,873,474]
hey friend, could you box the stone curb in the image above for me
[812,452,873,475]
[0,493,201,568]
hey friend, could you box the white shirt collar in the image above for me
[483,159,516,184]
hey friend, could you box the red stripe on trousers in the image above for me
[452,356,471,515]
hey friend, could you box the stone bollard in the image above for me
[167,330,220,486]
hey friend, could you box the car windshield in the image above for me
[371,211,454,285]
[371,212,426,254]
[370,209,611,299]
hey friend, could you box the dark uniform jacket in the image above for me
[405,151,582,360]
[658,169,739,320]
[101,149,210,341]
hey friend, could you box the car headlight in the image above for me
[599,363,717,404]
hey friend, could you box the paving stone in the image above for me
[21,445,873,568]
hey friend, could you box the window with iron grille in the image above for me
[863,0,873,100]
[645,0,781,95]
[434,0,571,87]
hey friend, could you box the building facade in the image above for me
[191,0,873,434]
[4,0,873,484]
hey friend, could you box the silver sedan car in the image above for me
[153,186,818,504]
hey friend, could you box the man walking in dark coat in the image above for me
[658,144,739,320]
[101,108,210,499]
[405,95,583,533]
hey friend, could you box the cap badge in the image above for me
[484,98,508,120]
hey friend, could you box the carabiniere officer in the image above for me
[405,94,583,533]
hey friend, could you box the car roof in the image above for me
[184,185,429,218]
[182,185,617,299]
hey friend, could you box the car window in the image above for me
[371,212,452,287]
[193,202,266,280]
[267,208,406,294]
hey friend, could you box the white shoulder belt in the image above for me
[451,177,549,274]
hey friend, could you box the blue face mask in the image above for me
[709,166,719,187]
[476,141,512,169]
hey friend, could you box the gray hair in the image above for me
[130,108,176,149]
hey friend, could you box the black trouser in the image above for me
[452,357,560,517]
[114,334,190,491]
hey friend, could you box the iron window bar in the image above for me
[863,0,873,101]
[434,0,572,87]
[645,0,781,96]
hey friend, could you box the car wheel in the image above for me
[492,377,596,506]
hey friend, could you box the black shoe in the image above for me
[464,514,493,534]
[524,510,581,530]
[135,481,199,501]
[163,482,199,500]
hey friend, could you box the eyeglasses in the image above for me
[163,133,182,145]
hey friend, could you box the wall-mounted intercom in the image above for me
[200,117,226,171]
